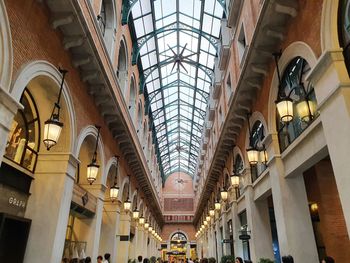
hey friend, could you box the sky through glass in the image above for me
[130,0,224,180]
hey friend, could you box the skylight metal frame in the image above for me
[127,0,224,180]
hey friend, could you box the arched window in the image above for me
[4,89,40,172]
[137,102,143,134]
[129,76,136,120]
[276,57,318,152]
[234,154,244,197]
[171,232,187,242]
[96,0,116,55]
[97,0,107,36]
[339,0,350,74]
[117,40,128,94]
[249,120,267,182]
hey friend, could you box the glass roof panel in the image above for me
[130,0,223,179]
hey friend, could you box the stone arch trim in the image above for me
[0,1,13,92]
[267,41,318,134]
[119,175,130,202]
[168,229,189,241]
[233,145,246,169]
[103,156,119,186]
[130,189,138,209]
[10,60,77,153]
[245,111,268,149]
[99,0,117,56]
[321,0,341,51]
[118,35,129,70]
[74,125,106,182]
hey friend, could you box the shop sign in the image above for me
[0,183,28,217]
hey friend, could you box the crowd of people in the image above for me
[62,253,111,263]
[62,253,335,263]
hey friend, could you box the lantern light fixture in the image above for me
[220,175,228,201]
[132,189,140,219]
[246,114,268,166]
[209,208,215,217]
[87,125,101,184]
[273,51,315,124]
[144,222,149,229]
[214,198,221,211]
[230,173,240,188]
[139,216,145,225]
[43,68,68,150]
[123,175,132,212]
[109,156,120,202]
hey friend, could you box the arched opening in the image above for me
[137,101,143,135]
[5,65,75,263]
[99,159,120,262]
[249,120,267,182]
[234,153,244,198]
[117,39,128,94]
[63,126,104,261]
[129,76,137,120]
[128,192,138,259]
[115,178,132,262]
[97,0,116,55]
[167,231,188,261]
[276,57,318,152]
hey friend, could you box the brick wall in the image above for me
[161,223,196,242]
[4,0,150,199]
[304,158,350,262]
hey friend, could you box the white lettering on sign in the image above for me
[8,197,26,208]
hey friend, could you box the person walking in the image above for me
[322,256,335,263]
[281,255,294,263]
[235,258,243,263]
[138,256,143,263]
[97,256,103,263]
[103,253,111,263]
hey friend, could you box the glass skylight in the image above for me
[130,0,224,179]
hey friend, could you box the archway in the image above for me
[5,61,76,263]
[99,157,120,262]
[129,75,137,121]
[63,125,105,261]
[0,0,13,92]
[97,0,116,56]
[117,38,128,94]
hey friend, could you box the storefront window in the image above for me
[276,57,318,152]
[4,89,40,172]
[239,211,250,261]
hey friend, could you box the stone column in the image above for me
[221,209,230,256]
[215,219,222,261]
[230,199,243,258]
[267,133,319,263]
[82,184,106,260]
[23,153,77,263]
[116,212,131,263]
[245,185,274,262]
[186,243,191,259]
[99,202,121,263]
[135,223,144,258]
[309,49,350,234]
[0,88,22,164]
